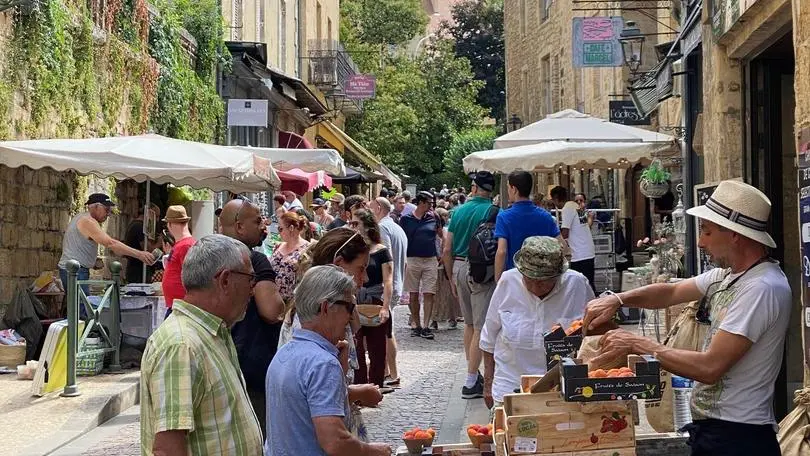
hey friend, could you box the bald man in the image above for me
[220,198,286,436]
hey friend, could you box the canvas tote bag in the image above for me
[778,388,810,455]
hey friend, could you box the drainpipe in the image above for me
[297,0,305,79]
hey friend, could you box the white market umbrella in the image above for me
[0,134,281,192]
[494,109,675,149]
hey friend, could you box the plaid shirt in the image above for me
[140,300,263,456]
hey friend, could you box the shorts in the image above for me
[454,260,495,330]
[404,257,438,294]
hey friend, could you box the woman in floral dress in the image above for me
[270,212,311,302]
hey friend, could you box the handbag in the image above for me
[356,304,383,327]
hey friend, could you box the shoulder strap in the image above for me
[485,204,499,224]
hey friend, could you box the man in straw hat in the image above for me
[480,236,594,410]
[161,205,195,316]
[584,180,791,456]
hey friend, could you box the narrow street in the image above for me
[53,306,489,455]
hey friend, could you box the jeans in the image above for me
[59,266,90,318]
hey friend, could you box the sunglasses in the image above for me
[331,299,356,315]
[333,230,361,263]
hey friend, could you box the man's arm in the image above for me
[584,279,704,331]
[77,217,155,264]
[494,238,508,282]
[313,416,390,456]
[254,281,285,323]
[153,430,188,456]
[442,230,457,296]
[479,281,504,408]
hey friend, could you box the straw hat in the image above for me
[686,180,775,248]
[162,205,191,223]
[513,236,568,280]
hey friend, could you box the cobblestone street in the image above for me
[59,305,483,455]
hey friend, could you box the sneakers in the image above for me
[420,327,435,339]
[411,327,422,337]
[430,320,438,330]
[462,378,484,399]
[448,319,458,330]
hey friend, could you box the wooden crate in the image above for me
[501,392,634,455]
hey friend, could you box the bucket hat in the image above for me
[513,236,568,280]
[686,180,775,248]
[162,205,191,223]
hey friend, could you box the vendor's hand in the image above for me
[137,250,157,266]
[369,442,392,456]
[351,383,383,407]
[583,294,621,333]
[590,329,639,369]
[336,339,349,374]
[380,307,390,324]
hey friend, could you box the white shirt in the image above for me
[560,201,595,262]
[284,198,304,211]
[691,261,791,425]
[479,269,595,402]
[402,202,417,217]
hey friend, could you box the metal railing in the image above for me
[305,39,364,114]
[61,260,123,397]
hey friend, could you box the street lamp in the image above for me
[619,21,645,75]
[507,113,523,132]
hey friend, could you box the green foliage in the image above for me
[640,160,671,184]
[440,0,505,122]
[442,127,497,187]
[342,0,428,46]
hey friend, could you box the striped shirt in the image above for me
[140,300,263,456]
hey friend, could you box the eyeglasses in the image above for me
[333,230,361,263]
[229,269,257,285]
[331,299,356,315]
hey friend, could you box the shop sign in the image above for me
[798,128,810,370]
[712,0,760,38]
[609,101,650,125]
[227,99,268,127]
[572,17,625,68]
[345,74,376,99]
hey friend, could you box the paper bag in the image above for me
[577,335,627,370]
[778,389,810,456]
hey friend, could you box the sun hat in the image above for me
[686,180,775,248]
[513,236,568,280]
[330,193,345,204]
[162,205,191,223]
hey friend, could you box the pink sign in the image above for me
[345,74,376,99]
[582,17,614,41]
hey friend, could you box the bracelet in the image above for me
[603,290,625,307]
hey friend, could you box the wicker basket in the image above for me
[640,179,670,198]
[0,343,26,368]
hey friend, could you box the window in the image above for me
[541,55,551,116]
[279,0,287,72]
[553,55,561,111]
[327,18,332,46]
[316,2,323,45]
[521,67,529,120]
[541,0,552,21]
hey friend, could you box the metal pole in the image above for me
[61,260,81,397]
[142,180,150,283]
[108,261,123,373]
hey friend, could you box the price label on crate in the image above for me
[513,437,538,453]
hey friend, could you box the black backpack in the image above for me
[468,205,500,284]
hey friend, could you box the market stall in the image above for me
[236,145,347,176]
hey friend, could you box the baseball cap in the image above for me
[310,198,326,207]
[85,193,116,207]
[469,171,495,192]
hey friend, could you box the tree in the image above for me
[440,0,505,123]
[442,127,497,187]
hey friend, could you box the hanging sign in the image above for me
[609,101,651,125]
[572,17,625,68]
[345,74,376,99]
[227,99,269,127]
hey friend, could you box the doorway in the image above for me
[746,30,796,422]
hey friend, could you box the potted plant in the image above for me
[639,159,671,198]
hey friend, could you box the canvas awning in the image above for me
[233,145,346,176]
[0,134,281,192]
[276,168,332,195]
[493,109,675,149]
[463,140,671,173]
[329,166,385,184]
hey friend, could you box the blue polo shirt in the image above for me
[494,200,560,270]
[265,328,347,456]
[399,211,438,257]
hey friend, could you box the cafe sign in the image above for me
[572,17,625,68]
[609,101,651,125]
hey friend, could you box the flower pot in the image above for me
[640,179,669,198]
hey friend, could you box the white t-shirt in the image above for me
[691,261,791,425]
[560,201,595,262]
[479,269,595,402]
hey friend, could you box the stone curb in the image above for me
[18,376,140,456]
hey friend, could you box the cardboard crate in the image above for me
[560,356,661,403]
[499,393,634,455]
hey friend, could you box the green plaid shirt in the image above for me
[140,300,263,456]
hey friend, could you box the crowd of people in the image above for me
[131,174,789,456]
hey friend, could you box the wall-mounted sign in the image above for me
[227,99,269,127]
[345,74,376,99]
[609,101,650,125]
[572,17,625,68]
[712,0,760,38]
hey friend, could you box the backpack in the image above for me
[467,205,500,284]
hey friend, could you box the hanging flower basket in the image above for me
[640,179,670,198]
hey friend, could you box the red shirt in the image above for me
[161,236,195,308]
